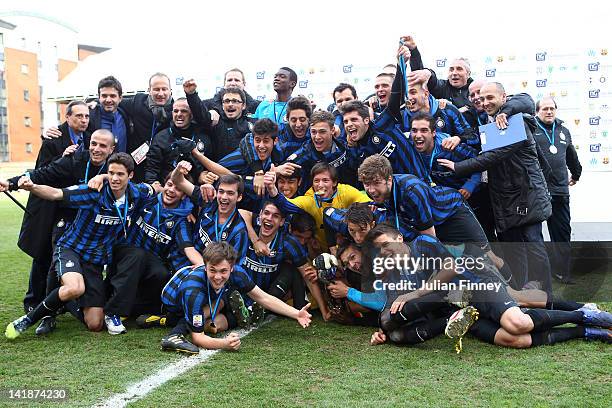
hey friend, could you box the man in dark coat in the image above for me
[17,100,91,312]
[438,82,553,294]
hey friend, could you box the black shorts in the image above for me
[470,281,518,323]
[469,318,501,344]
[436,203,491,254]
[52,246,105,308]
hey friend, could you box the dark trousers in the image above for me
[468,184,497,242]
[497,222,552,294]
[546,195,572,280]
[23,256,52,311]
[105,246,171,316]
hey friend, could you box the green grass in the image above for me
[0,197,610,407]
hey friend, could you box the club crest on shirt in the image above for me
[57,219,65,228]
[193,314,203,327]
[66,261,75,268]
[197,141,205,152]
[372,136,380,144]
[166,220,174,229]
[436,118,446,129]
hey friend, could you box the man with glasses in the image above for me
[184,79,255,161]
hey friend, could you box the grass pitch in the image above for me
[0,196,610,407]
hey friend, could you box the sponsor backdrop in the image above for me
[179,48,610,172]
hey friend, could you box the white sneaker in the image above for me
[580,303,600,312]
[104,314,127,335]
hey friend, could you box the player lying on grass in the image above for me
[158,242,312,354]
[365,225,611,350]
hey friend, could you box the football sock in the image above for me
[546,297,583,311]
[169,318,190,336]
[530,326,584,346]
[525,309,583,331]
[387,318,446,345]
[27,288,63,324]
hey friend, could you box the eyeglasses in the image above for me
[222,99,243,104]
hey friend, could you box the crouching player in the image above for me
[159,242,311,354]
[5,153,155,338]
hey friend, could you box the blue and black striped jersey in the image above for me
[277,123,310,161]
[400,96,478,147]
[242,228,307,291]
[126,193,194,270]
[191,188,248,261]
[56,182,155,265]
[161,264,255,331]
[418,133,481,193]
[284,138,355,191]
[348,119,428,180]
[382,175,463,239]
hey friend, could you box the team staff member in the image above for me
[144,97,210,186]
[534,97,582,284]
[120,73,174,182]
[5,153,155,339]
[438,82,553,293]
[202,68,261,114]
[184,79,255,161]
[17,99,92,313]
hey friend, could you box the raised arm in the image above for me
[171,161,197,196]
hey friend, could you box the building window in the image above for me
[21,64,29,74]
[24,117,32,127]
[24,90,30,102]
[25,143,33,153]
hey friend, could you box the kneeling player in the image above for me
[159,242,311,354]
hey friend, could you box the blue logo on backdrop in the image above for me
[589,116,601,125]
[590,144,601,152]
[589,90,600,98]
[256,71,265,80]
[485,69,496,77]
[436,59,447,67]
[175,77,183,86]
[299,80,308,88]
[588,62,600,71]
[536,79,547,87]
[343,65,353,73]
[536,52,547,61]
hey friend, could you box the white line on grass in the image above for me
[93,318,272,408]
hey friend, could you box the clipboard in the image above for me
[479,113,527,152]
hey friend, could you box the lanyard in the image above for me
[391,180,400,231]
[114,193,129,238]
[156,194,163,243]
[260,231,280,264]
[206,279,225,326]
[536,120,556,146]
[273,101,287,123]
[150,119,158,144]
[214,208,237,242]
[84,160,105,182]
[314,189,338,209]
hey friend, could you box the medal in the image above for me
[204,321,218,335]
[549,145,558,154]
